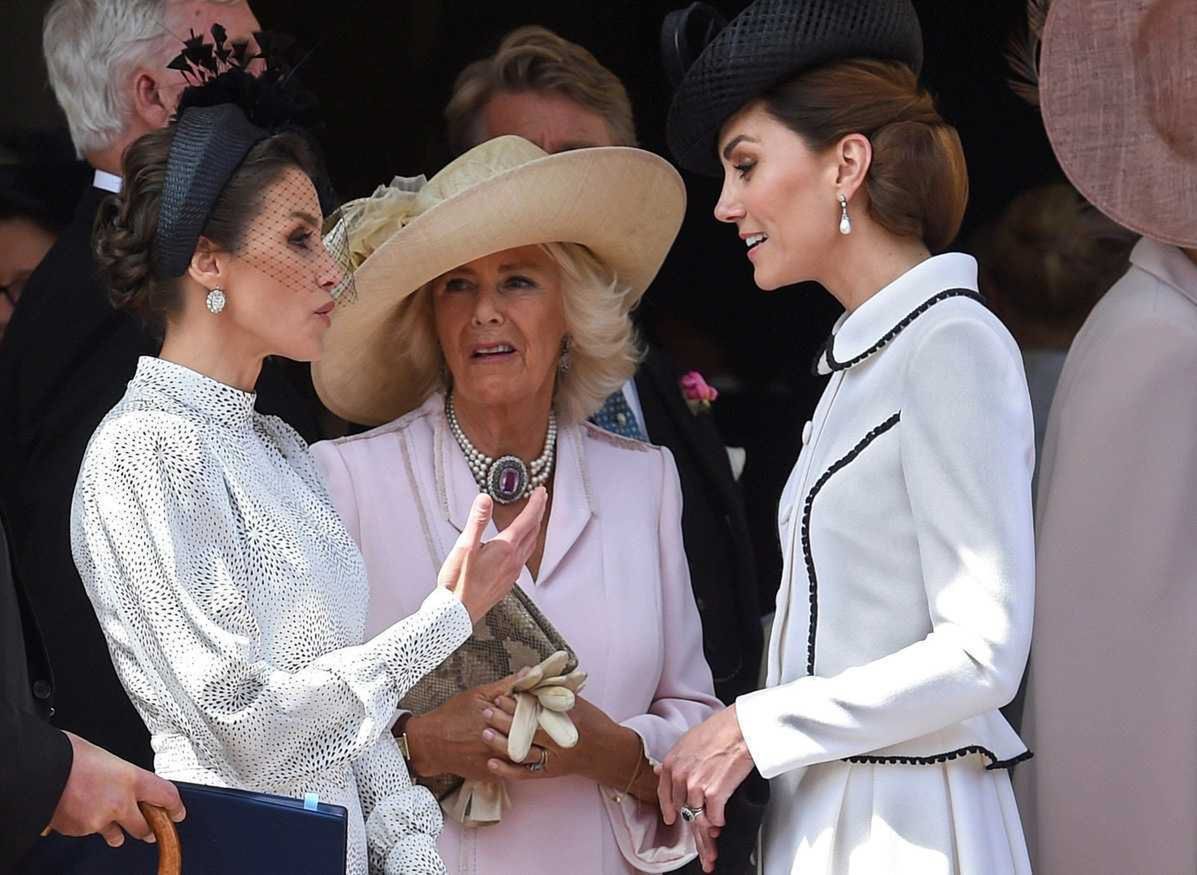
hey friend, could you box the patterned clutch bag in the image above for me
[399,584,577,801]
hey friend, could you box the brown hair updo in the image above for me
[762,59,968,252]
[93,126,319,336]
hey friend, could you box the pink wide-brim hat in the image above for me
[1039,0,1196,248]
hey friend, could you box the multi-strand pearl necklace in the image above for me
[445,393,557,505]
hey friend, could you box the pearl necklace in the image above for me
[445,393,557,505]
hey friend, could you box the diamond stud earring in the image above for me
[838,194,852,235]
[206,288,226,314]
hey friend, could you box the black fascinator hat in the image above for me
[154,26,332,278]
[664,0,925,177]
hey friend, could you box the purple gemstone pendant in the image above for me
[488,456,529,504]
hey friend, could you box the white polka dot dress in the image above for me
[71,356,472,874]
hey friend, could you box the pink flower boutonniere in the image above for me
[680,370,719,414]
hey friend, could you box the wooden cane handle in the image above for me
[139,803,182,875]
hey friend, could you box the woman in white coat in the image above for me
[656,1,1036,872]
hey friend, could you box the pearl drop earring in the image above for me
[838,194,852,235]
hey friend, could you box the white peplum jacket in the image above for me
[734,254,1036,874]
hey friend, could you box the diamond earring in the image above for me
[206,288,226,314]
[838,194,852,235]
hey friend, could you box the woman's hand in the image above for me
[656,704,755,825]
[438,488,547,624]
[402,673,527,782]
[656,706,754,873]
[481,694,656,801]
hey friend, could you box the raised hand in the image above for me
[49,732,185,848]
[439,487,547,623]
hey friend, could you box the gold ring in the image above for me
[528,747,550,772]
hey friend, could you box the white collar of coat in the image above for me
[814,252,980,376]
[1129,237,1197,308]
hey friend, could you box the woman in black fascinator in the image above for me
[73,28,546,874]
[656,2,1036,873]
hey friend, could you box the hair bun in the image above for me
[93,190,155,315]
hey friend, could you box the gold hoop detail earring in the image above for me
[838,194,852,235]
[206,288,226,314]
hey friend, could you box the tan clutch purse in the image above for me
[399,585,578,806]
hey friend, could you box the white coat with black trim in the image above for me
[735,253,1036,874]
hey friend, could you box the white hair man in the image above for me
[0,0,322,776]
[44,0,261,177]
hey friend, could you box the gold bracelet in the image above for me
[612,749,644,804]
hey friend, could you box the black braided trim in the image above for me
[801,412,901,676]
[812,288,986,375]
[844,746,1034,771]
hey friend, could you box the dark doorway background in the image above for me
[2,0,1060,606]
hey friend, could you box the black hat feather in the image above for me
[153,26,331,278]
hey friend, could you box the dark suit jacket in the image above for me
[0,184,324,770]
[1,519,74,870]
[635,346,761,703]
[634,346,767,873]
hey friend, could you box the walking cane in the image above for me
[139,803,182,875]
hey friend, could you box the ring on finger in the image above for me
[527,747,549,773]
[680,803,705,823]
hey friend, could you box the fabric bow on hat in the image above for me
[442,651,587,828]
[323,175,428,300]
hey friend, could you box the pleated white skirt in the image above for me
[760,759,1031,874]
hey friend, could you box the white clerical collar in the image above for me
[93,169,123,193]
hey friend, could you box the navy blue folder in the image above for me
[17,780,348,874]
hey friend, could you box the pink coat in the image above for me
[311,394,720,873]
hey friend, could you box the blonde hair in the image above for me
[390,242,642,424]
[445,25,637,155]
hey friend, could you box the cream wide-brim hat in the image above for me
[313,135,686,425]
[1040,0,1197,248]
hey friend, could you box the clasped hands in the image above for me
[404,682,753,875]
[402,672,642,790]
